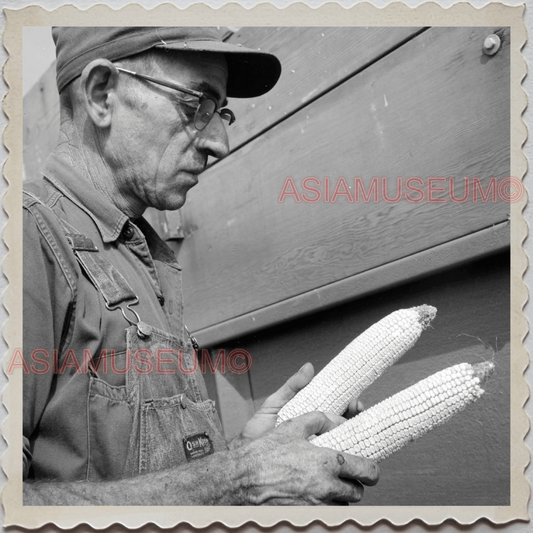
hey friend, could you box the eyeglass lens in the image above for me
[195,100,235,131]
[195,100,217,130]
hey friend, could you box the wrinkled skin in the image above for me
[238,412,378,505]
[232,362,377,506]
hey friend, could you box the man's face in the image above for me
[110,51,230,213]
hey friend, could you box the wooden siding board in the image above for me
[180,26,510,332]
[239,251,510,505]
[191,222,509,347]
[223,27,425,150]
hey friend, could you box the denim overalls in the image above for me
[23,176,227,481]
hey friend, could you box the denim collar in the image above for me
[42,153,130,244]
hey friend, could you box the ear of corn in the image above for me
[276,305,437,426]
[311,361,494,462]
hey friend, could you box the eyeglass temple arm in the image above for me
[116,66,235,126]
[115,67,204,99]
[218,109,236,125]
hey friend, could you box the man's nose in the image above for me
[197,113,230,160]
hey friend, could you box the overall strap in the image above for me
[26,190,148,336]
[57,217,137,308]
[56,216,152,338]
[26,189,198,344]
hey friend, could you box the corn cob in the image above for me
[276,305,437,425]
[311,361,494,462]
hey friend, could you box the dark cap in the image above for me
[52,27,282,98]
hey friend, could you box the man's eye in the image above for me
[198,109,213,121]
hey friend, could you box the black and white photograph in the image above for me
[1,1,529,530]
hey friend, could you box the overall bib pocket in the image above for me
[139,395,227,474]
[123,325,228,477]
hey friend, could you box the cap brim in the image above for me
[155,40,281,99]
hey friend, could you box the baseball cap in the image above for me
[52,27,282,98]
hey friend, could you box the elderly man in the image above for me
[22,27,379,505]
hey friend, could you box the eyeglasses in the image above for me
[116,67,236,131]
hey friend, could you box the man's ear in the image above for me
[79,59,119,128]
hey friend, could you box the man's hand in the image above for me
[237,362,315,443]
[236,411,380,505]
[235,362,364,446]
[24,410,379,507]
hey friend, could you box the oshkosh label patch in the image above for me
[183,432,214,461]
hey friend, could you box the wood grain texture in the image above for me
[180,26,511,333]
[232,251,509,505]
[223,27,424,151]
[23,61,59,181]
[190,222,509,346]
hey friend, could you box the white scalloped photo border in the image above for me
[1,2,528,529]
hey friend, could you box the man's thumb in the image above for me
[288,362,314,395]
[260,362,314,411]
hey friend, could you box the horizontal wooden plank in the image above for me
[223,27,425,151]
[179,26,511,333]
[192,222,509,346]
[239,251,510,505]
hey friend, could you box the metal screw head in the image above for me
[483,34,501,56]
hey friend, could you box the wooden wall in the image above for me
[171,26,510,346]
[23,26,510,506]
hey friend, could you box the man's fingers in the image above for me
[321,412,347,428]
[278,411,339,438]
[259,362,314,412]
[337,453,380,487]
[329,479,365,504]
[343,398,364,419]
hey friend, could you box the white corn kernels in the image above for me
[276,305,437,425]
[311,361,494,462]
